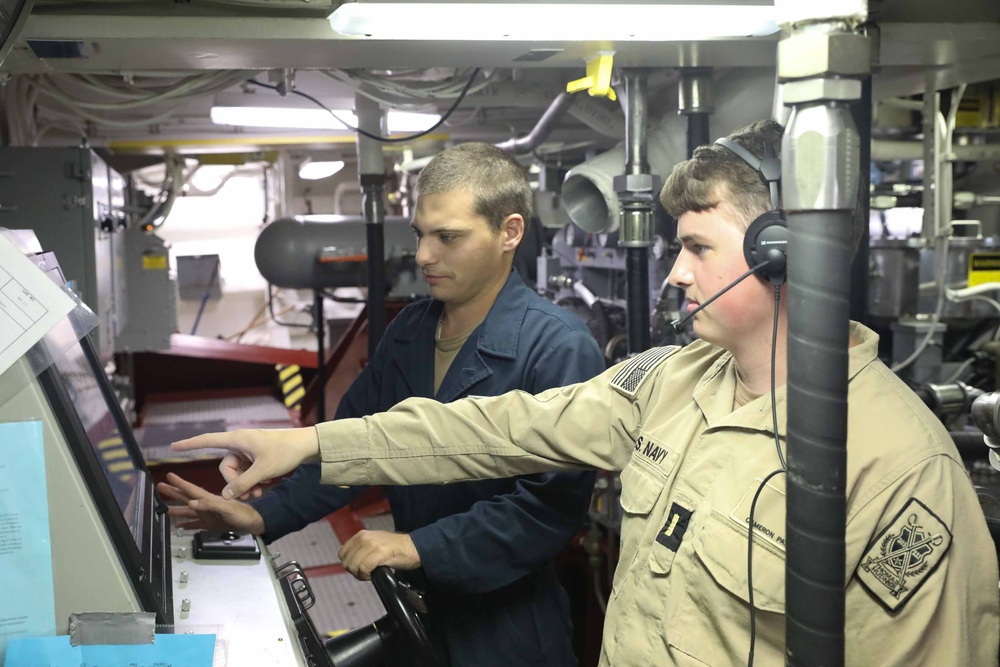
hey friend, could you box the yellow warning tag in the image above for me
[968,253,1000,287]
[143,255,168,270]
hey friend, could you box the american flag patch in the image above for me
[610,346,679,397]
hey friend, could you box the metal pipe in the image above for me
[626,249,650,354]
[685,114,710,159]
[624,73,649,176]
[922,86,942,241]
[871,139,1000,162]
[850,76,872,324]
[679,68,713,158]
[775,2,869,660]
[333,180,359,215]
[314,290,326,423]
[355,93,387,360]
[465,81,625,137]
[784,102,861,667]
[617,69,655,354]
[786,210,852,665]
[496,91,575,155]
[679,70,712,326]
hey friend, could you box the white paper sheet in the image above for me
[0,235,75,378]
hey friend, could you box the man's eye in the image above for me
[439,234,457,243]
[693,244,709,255]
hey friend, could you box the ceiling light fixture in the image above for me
[298,159,346,180]
[328,2,778,41]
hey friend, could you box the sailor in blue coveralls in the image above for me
[159,142,605,666]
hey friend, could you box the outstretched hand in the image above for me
[156,472,266,534]
[171,427,320,501]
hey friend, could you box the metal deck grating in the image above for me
[143,395,291,425]
[269,520,342,569]
[306,572,387,636]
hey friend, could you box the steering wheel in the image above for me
[371,566,438,667]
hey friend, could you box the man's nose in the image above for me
[415,239,435,267]
[667,252,693,288]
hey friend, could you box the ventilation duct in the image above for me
[562,68,776,234]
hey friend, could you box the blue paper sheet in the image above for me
[3,634,216,667]
[0,421,55,664]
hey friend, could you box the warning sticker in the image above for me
[968,253,1000,287]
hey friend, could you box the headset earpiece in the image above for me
[743,209,787,287]
[714,136,788,287]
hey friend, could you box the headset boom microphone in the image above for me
[671,260,769,333]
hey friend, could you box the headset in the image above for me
[670,138,789,333]
[714,136,788,287]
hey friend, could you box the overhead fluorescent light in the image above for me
[210,107,442,133]
[329,3,778,41]
[299,160,346,180]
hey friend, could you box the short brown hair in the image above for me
[417,142,533,234]
[660,119,865,253]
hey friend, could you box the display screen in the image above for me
[50,339,142,543]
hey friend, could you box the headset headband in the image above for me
[714,137,781,211]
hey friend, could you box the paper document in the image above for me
[0,421,55,664]
[0,235,75,378]
[3,633,217,667]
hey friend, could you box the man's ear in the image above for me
[501,214,525,253]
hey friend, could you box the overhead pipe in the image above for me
[615,69,658,355]
[394,91,577,169]
[496,91,576,155]
[464,81,624,138]
[356,94,388,372]
[850,76,873,324]
[678,69,714,325]
[776,1,869,664]
[678,68,713,158]
[871,139,1000,162]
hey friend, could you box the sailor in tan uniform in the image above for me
[176,120,1000,666]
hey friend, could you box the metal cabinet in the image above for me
[0,147,125,360]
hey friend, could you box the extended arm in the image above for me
[248,322,393,540]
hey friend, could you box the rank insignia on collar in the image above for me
[610,346,679,398]
[856,498,952,612]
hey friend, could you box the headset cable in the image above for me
[747,284,787,667]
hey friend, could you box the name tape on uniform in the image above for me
[611,346,679,398]
[857,497,952,612]
[729,477,786,555]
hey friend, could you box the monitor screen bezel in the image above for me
[38,331,173,625]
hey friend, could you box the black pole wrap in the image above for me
[362,174,387,360]
[686,113,710,159]
[849,76,872,325]
[626,247,650,354]
[786,209,852,666]
[314,290,326,424]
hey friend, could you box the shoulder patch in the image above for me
[610,346,680,398]
[856,498,952,613]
